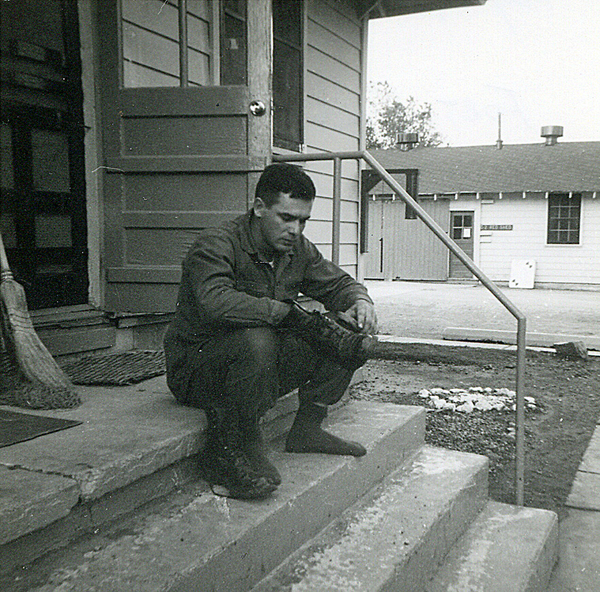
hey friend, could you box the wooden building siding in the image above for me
[304,73,361,126]
[478,194,600,287]
[303,0,364,277]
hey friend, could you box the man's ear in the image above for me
[253,197,267,218]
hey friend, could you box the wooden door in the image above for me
[0,0,87,310]
[97,0,271,313]
[449,211,475,279]
[385,198,450,281]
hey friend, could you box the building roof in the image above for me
[370,142,600,195]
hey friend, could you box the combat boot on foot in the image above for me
[240,413,282,486]
[201,407,277,500]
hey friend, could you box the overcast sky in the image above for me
[367,0,600,147]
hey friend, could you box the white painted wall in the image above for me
[478,193,600,287]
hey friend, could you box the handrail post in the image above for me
[332,157,342,266]
[179,0,189,87]
[273,149,528,506]
[516,317,527,505]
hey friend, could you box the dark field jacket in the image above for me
[168,211,373,346]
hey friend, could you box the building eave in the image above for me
[361,0,486,20]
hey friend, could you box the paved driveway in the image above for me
[365,281,600,341]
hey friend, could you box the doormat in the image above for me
[0,409,82,448]
[61,350,166,386]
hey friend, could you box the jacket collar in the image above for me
[238,211,257,255]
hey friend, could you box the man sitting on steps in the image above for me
[164,163,379,500]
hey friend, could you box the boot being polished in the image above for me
[281,302,378,372]
[200,407,277,499]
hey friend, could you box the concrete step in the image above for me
[252,446,489,592]
[31,306,117,357]
[425,501,558,592]
[442,326,600,352]
[3,402,425,592]
[0,378,298,573]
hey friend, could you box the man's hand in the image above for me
[345,300,378,335]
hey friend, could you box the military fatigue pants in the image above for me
[164,326,355,418]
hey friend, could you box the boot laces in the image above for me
[312,311,366,358]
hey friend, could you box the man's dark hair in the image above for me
[255,163,316,206]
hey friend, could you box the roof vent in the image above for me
[541,125,563,146]
[496,113,503,149]
[397,132,419,150]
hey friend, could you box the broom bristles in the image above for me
[1,276,73,389]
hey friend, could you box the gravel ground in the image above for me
[349,344,600,518]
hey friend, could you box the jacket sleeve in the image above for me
[182,230,290,328]
[299,239,373,312]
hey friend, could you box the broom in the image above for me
[0,231,79,408]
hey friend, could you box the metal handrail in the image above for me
[274,150,527,506]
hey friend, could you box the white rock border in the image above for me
[416,387,539,413]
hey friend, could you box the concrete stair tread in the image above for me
[0,381,301,549]
[425,500,558,592]
[0,381,303,574]
[0,377,201,498]
[0,378,203,542]
[8,402,424,592]
[0,466,79,547]
[252,446,489,592]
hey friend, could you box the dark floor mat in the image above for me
[0,409,82,447]
[61,350,166,386]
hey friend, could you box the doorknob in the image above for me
[249,100,267,116]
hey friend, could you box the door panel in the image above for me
[98,0,271,313]
[449,211,475,279]
[386,199,449,281]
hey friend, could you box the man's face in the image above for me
[254,192,313,253]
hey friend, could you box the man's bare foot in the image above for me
[285,424,366,457]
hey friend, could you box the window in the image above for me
[121,0,246,87]
[452,214,473,240]
[273,0,303,151]
[220,0,247,85]
[547,193,581,244]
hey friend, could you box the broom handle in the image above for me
[0,231,15,280]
